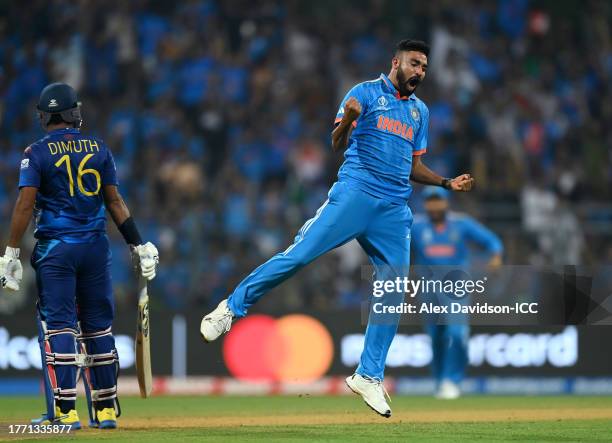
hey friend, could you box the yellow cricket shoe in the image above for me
[94,407,117,429]
[31,407,81,430]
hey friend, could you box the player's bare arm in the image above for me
[0,187,37,291]
[410,155,474,192]
[7,186,37,248]
[331,97,361,152]
[103,184,159,280]
[103,184,132,228]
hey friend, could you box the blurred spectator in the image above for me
[0,0,610,311]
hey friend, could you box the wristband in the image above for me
[118,217,143,246]
[441,178,452,190]
[5,246,20,259]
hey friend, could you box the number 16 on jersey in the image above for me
[54,153,101,196]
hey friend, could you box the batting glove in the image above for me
[0,247,23,292]
[132,242,159,281]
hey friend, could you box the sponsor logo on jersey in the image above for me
[425,244,456,257]
[20,159,29,169]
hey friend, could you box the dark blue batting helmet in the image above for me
[36,82,82,128]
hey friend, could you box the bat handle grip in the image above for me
[138,277,148,302]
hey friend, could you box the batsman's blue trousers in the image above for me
[33,236,114,332]
[31,235,116,416]
[228,181,412,379]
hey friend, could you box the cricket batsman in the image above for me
[0,83,159,429]
[412,186,503,399]
[201,40,474,417]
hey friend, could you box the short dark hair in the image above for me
[395,39,430,57]
[47,113,71,126]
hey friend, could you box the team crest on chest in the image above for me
[411,108,420,121]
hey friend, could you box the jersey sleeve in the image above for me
[18,146,42,188]
[462,217,503,255]
[102,149,119,186]
[413,104,429,156]
[334,83,368,127]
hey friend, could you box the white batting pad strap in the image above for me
[83,350,118,367]
[46,352,81,366]
[91,386,117,401]
[80,327,112,340]
[53,387,77,401]
[45,327,79,339]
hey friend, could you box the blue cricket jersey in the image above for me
[411,212,503,266]
[18,128,118,243]
[334,73,430,204]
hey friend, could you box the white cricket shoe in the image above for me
[200,299,234,342]
[345,373,392,418]
[435,380,461,400]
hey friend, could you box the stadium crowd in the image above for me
[0,0,610,312]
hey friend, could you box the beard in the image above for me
[396,69,421,97]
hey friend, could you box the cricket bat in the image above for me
[135,276,153,398]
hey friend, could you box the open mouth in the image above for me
[408,77,420,87]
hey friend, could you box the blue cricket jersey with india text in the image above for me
[18,128,118,243]
[334,73,430,204]
[411,212,503,267]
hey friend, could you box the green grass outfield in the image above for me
[1,395,612,442]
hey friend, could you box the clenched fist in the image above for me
[449,174,474,192]
[343,97,362,122]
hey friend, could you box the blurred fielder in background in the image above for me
[412,186,502,399]
[201,39,475,418]
[0,83,159,429]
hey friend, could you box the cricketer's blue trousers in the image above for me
[228,181,412,379]
[421,289,469,385]
[425,323,469,385]
[32,235,117,417]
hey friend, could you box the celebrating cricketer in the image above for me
[201,39,475,417]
